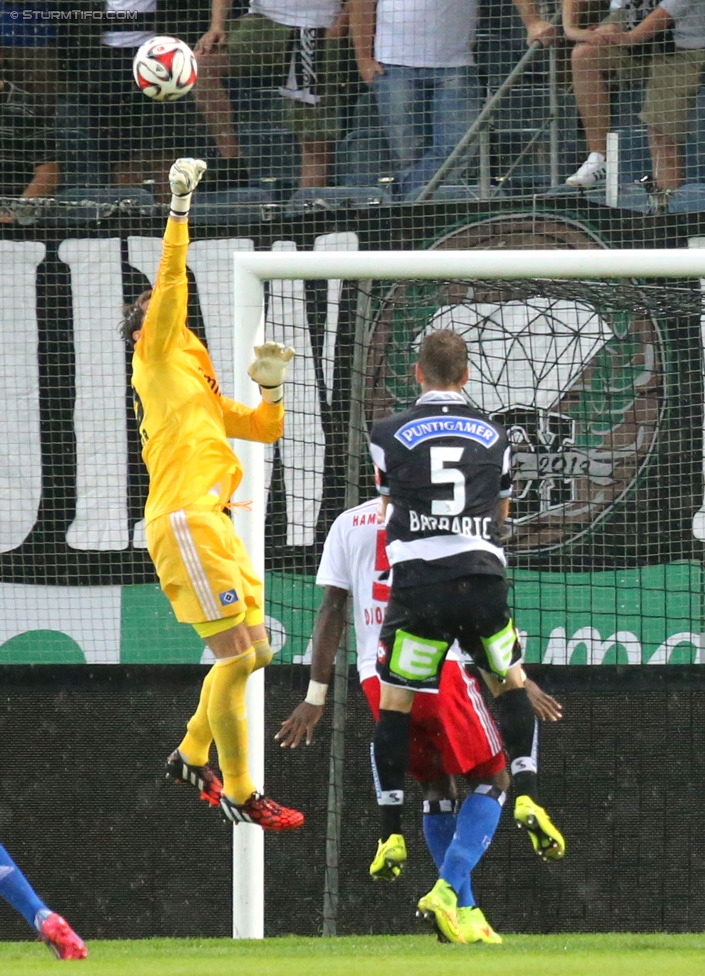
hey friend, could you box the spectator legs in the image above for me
[647,127,684,193]
[373,65,483,200]
[570,43,612,156]
[373,65,427,192]
[298,138,333,187]
[415,65,483,196]
[193,48,243,162]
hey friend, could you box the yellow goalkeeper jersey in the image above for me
[131,218,284,524]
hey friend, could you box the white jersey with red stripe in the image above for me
[316,498,462,683]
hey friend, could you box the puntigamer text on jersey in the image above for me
[394,416,500,449]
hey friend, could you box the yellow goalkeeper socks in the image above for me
[177,665,215,767]
[208,649,256,804]
[252,638,274,671]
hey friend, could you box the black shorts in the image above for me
[376,574,522,692]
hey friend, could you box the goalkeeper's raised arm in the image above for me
[119,158,207,354]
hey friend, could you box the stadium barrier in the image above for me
[0,663,703,939]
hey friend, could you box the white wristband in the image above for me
[260,384,283,404]
[305,680,328,706]
[170,192,192,216]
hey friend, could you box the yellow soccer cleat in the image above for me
[457,905,503,944]
[514,795,566,860]
[369,834,407,880]
[417,879,466,944]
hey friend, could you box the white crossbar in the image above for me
[234,248,705,281]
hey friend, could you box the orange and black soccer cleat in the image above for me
[165,749,223,807]
[220,792,304,830]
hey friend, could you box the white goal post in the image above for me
[230,246,705,940]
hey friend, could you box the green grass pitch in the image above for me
[2,933,705,975]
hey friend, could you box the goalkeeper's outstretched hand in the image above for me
[248,342,295,403]
[169,158,207,215]
[169,158,207,196]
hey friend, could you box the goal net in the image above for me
[236,246,705,932]
[239,246,705,581]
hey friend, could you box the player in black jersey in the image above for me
[369,329,564,942]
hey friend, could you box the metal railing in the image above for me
[414,13,564,202]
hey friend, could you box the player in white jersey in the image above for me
[278,497,561,944]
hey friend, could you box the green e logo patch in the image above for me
[389,630,448,681]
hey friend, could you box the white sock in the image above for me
[587,152,605,164]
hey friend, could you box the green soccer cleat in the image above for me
[457,905,503,944]
[514,795,566,860]
[369,834,407,880]
[417,879,466,944]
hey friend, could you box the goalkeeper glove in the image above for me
[248,342,295,403]
[169,157,207,216]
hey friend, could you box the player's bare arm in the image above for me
[478,665,562,721]
[478,661,525,697]
[276,585,349,747]
[525,677,563,721]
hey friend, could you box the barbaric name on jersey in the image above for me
[408,511,492,538]
[394,415,499,450]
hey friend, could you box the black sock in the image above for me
[494,687,538,799]
[372,709,411,840]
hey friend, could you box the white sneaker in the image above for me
[565,153,606,189]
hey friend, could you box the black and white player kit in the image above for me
[370,390,512,588]
[370,390,521,687]
[369,386,566,867]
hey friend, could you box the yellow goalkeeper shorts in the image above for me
[145,506,264,626]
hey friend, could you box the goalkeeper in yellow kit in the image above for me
[121,158,303,830]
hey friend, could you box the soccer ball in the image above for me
[132,35,197,102]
